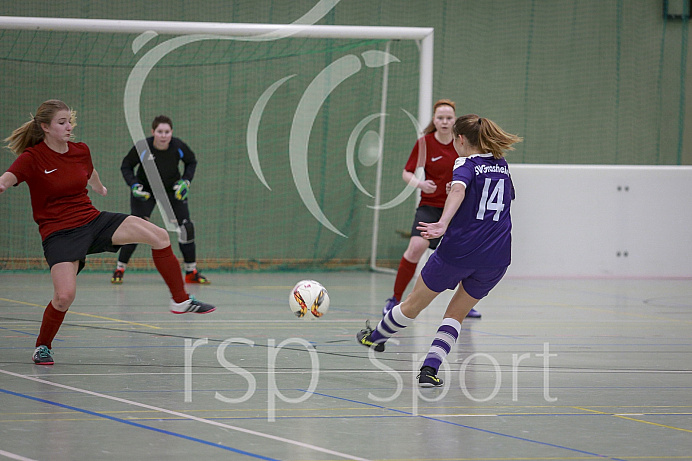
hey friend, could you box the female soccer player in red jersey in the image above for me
[0,100,216,366]
[359,114,522,387]
[382,99,481,319]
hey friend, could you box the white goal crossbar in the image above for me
[0,16,434,272]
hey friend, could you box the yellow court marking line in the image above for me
[573,406,692,433]
[63,311,161,329]
[0,297,40,307]
[0,297,160,330]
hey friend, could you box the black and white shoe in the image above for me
[356,320,385,352]
[170,296,216,314]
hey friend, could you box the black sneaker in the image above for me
[356,321,385,352]
[170,296,216,314]
[33,345,54,365]
[418,366,443,387]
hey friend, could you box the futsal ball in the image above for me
[289,280,330,319]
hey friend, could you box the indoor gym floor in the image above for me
[0,271,690,461]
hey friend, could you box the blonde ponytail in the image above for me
[4,100,73,156]
[453,114,522,159]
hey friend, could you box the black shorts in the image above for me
[410,205,444,249]
[130,192,190,224]
[42,211,129,273]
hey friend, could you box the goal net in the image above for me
[0,18,432,272]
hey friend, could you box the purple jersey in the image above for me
[435,153,513,268]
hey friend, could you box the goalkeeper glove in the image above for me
[173,179,190,201]
[131,183,151,201]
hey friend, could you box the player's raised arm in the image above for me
[0,171,18,195]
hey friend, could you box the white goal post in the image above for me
[0,16,434,273]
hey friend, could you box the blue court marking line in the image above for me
[0,388,277,460]
[0,369,369,461]
[0,325,63,341]
[304,390,626,460]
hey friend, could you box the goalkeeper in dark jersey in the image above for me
[111,115,209,284]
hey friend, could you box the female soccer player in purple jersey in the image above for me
[357,114,522,387]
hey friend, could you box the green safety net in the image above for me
[0,0,687,271]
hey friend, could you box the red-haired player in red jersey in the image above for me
[383,99,481,319]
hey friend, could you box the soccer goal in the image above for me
[0,16,433,272]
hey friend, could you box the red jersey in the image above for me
[404,132,458,208]
[8,141,101,240]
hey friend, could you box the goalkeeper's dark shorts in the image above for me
[42,211,129,273]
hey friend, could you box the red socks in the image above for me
[35,247,186,350]
[393,256,418,301]
[152,246,188,303]
[36,302,66,349]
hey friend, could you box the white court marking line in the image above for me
[0,369,369,461]
[0,449,37,461]
[16,368,690,379]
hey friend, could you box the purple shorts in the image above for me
[420,251,508,300]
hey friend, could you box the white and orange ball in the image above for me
[289,280,330,319]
